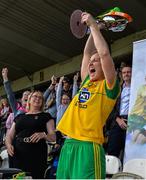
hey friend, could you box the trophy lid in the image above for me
[70,9,87,39]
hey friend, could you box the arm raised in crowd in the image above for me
[56,76,64,109]
[43,75,57,102]
[72,72,79,98]
[2,68,17,116]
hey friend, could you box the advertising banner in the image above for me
[124,39,146,163]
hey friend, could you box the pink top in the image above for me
[6,112,14,130]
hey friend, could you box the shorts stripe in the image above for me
[93,142,105,179]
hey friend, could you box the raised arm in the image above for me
[81,13,116,87]
[2,68,17,115]
[43,75,57,102]
[81,34,95,81]
[56,76,64,109]
[72,72,79,98]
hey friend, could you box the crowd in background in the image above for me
[0,67,81,178]
[0,63,131,178]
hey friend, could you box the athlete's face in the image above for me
[88,53,104,81]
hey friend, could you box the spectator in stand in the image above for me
[2,67,30,168]
[56,73,79,125]
[5,90,56,179]
[43,75,57,120]
[0,98,11,146]
[107,64,132,163]
[0,98,11,121]
[5,102,21,133]
[2,68,30,117]
[62,76,72,97]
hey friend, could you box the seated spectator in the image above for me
[5,90,56,179]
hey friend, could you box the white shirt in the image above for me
[120,84,131,116]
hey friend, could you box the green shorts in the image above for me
[56,138,105,179]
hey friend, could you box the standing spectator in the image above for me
[56,74,78,125]
[56,76,71,125]
[5,90,56,179]
[56,12,120,179]
[0,98,11,147]
[5,102,21,133]
[107,64,132,163]
[62,76,72,97]
[0,98,11,122]
[43,75,57,120]
[2,68,30,117]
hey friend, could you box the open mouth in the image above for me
[90,68,96,73]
